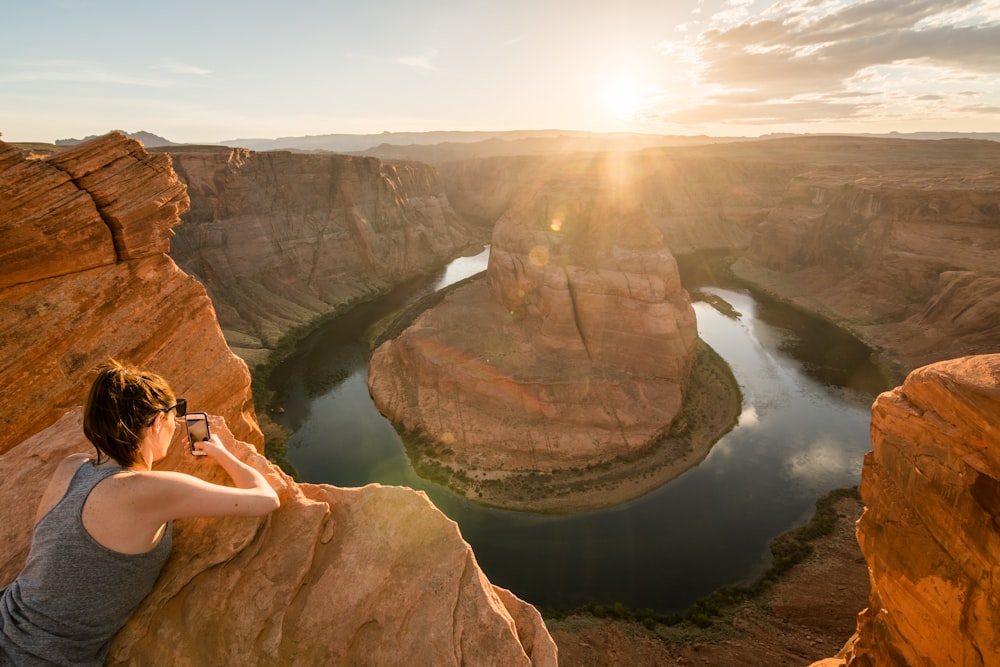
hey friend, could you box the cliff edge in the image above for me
[844,353,1000,666]
[0,133,556,665]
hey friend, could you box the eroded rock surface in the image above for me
[369,174,697,474]
[0,134,556,665]
[439,137,1000,381]
[838,354,1000,666]
[0,133,258,452]
[163,146,473,366]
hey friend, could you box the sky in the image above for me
[2,0,999,143]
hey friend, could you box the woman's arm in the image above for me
[134,435,280,523]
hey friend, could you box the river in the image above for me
[268,247,889,612]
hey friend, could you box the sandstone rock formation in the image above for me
[161,146,474,366]
[438,150,794,254]
[0,133,259,453]
[0,134,556,665]
[438,137,1000,381]
[0,412,555,666]
[844,353,1000,666]
[368,173,698,475]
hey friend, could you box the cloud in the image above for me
[650,0,1000,128]
[396,48,439,71]
[158,58,212,76]
[0,59,164,86]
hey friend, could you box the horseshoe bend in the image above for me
[367,173,742,511]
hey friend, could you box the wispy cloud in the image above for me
[158,58,212,76]
[396,48,439,71]
[0,59,165,86]
[649,0,1000,129]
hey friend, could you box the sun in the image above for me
[604,78,642,119]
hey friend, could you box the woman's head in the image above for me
[83,359,176,467]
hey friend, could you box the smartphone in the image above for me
[185,412,211,456]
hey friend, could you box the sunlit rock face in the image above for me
[0,414,556,666]
[163,146,472,366]
[441,138,1000,382]
[0,133,260,453]
[732,137,1000,379]
[368,173,698,473]
[842,354,1000,666]
[0,134,557,666]
[438,149,796,255]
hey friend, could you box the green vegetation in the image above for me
[689,289,742,320]
[543,486,861,629]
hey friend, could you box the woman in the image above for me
[0,360,281,666]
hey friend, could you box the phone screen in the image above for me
[185,413,211,447]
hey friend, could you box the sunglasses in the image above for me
[147,398,187,426]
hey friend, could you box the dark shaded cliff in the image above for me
[160,146,477,366]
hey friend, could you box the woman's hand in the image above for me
[188,433,229,460]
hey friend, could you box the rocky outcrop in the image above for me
[0,133,259,452]
[0,412,555,666]
[161,146,474,366]
[368,172,698,475]
[0,134,556,665]
[840,354,1000,666]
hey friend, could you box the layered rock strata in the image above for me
[438,137,1000,379]
[0,134,556,665]
[162,146,473,366]
[0,133,259,453]
[841,353,1000,666]
[369,178,698,474]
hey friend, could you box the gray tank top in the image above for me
[0,461,172,666]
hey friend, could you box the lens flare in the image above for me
[529,245,550,266]
[550,218,563,232]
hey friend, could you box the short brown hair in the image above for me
[83,359,175,467]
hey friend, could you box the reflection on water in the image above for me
[270,250,890,612]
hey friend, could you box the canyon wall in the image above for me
[808,353,1000,667]
[438,149,796,254]
[368,165,698,477]
[161,145,475,366]
[439,137,1000,379]
[0,134,556,665]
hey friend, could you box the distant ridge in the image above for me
[217,130,739,153]
[46,129,1000,159]
[55,130,178,148]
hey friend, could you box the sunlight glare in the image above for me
[604,78,642,119]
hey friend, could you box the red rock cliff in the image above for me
[0,134,556,665]
[807,354,1000,667]
[162,146,473,366]
[0,133,259,452]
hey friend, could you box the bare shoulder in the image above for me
[48,453,90,489]
[34,454,91,523]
